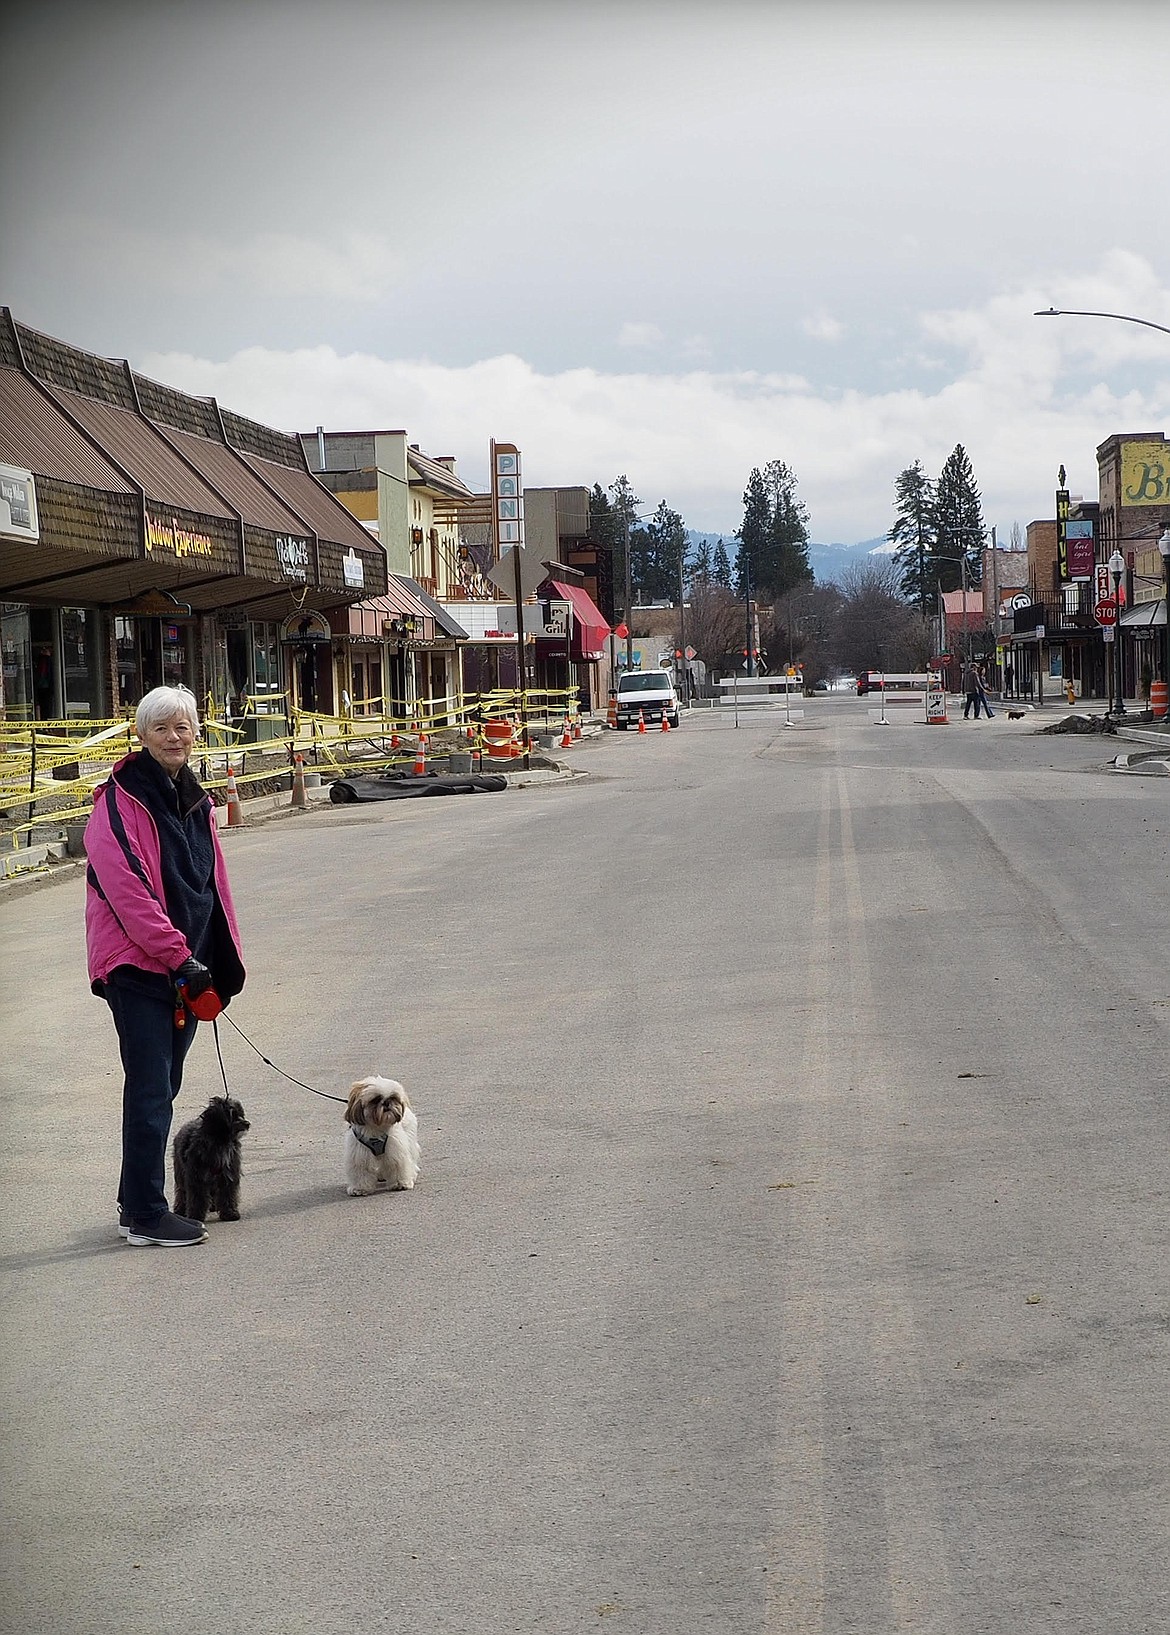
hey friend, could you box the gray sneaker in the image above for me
[118,1208,203,1240]
[124,1211,208,1247]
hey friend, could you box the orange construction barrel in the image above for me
[1151,680,1168,720]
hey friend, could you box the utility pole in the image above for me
[676,531,688,705]
[623,502,633,672]
[744,554,755,678]
[990,524,999,686]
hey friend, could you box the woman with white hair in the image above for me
[85,685,246,1246]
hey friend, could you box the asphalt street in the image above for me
[3,696,1169,1634]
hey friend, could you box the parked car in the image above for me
[614,668,680,729]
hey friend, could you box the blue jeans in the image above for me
[105,978,197,1223]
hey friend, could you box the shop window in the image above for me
[162,621,190,688]
[250,620,282,709]
[115,616,140,710]
[1,603,33,719]
[61,607,101,718]
[226,627,250,713]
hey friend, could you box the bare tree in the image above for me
[835,557,923,674]
[686,580,749,680]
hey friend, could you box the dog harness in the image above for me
[351,1128,388,1157]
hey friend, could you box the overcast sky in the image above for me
[2,0,1167,545]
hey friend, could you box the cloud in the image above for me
[617,322,664,348]
[43,218,402,303]
[802,313,845,342]
[140,252,1170,544]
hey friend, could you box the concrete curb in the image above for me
[1,762,581,890]
[1113,751,1170,776]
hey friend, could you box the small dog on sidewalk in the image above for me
[172,1095,250,1222]
[344,1076,420,1196]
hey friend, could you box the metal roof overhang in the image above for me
[0,353,387,622]
[1119,599,1167,628]
[0,536,387,624]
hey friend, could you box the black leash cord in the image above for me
[214,1012,347,1102]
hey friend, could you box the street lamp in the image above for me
[1159,529,1170,708]
[1032,310,1170,340]
[1034,307,1170,338]
[1109,548,1126,715]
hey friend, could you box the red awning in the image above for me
[547,580,610,661]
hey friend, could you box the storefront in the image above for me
[0,308,386,721]
[329,575,468,720]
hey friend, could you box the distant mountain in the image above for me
[686,531,891,586]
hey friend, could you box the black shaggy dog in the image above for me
[172,1096,250,1223]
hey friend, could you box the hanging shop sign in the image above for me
[1066,519,1094,579]
[0,463,38,542]
[281,610,331,643]
[343,550,365,589]
[276,534,312,583]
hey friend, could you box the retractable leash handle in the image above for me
[176,979,225,1022]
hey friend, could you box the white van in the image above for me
[614,668,680,729]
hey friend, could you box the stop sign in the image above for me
[1095,596,1117,625]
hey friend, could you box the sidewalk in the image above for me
[0,751,585,889]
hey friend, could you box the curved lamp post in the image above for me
[1034,307,1170,338]
[1109,549,1126,715]
[1159,530,1170,705]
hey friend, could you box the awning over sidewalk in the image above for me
[0,309,387,620]
[546,579,610,661]
[1119,599,1167,628]
[331,575,468,644]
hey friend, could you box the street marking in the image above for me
[835,769,956,1630]
[764,772,832,1630]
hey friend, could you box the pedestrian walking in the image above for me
[1004,661,1014,699]
[962,659,985,719]
[85,685,246,1247]
[977,662,995,719]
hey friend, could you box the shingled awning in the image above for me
[0,309,387,621]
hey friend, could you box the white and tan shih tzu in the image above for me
[343,1076,421,1196]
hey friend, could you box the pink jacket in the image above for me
[84,755,245,991]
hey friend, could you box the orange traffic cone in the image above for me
[413,732,427,776]
[225,765,243,826]
[572,715,582,740]
[560,716,573,748]
[637,709,647,734]
[660,709,671,732]
[291,752,307,807]
[390,729,400,750]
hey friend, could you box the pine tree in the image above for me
[711,538,732,588]
[934,444,985,591]
[689,535,713,586]
[761,460,812,599]
[643,502,688,603]
[888,461,937,614]
[735,468,770,598]
[605,475,641,614]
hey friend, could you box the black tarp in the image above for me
[329,772,508,801]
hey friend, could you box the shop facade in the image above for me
[0,309,386,724]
